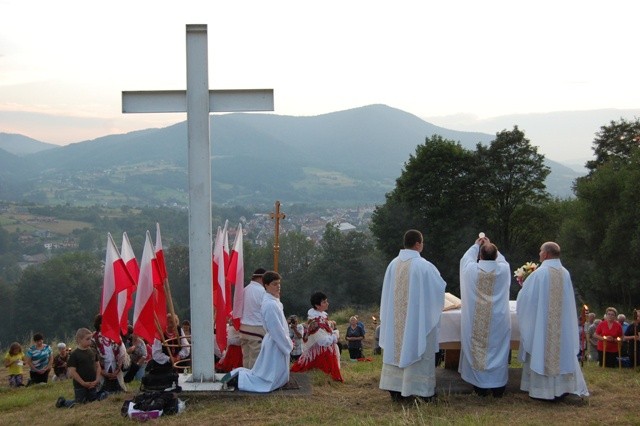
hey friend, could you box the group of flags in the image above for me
[99,221,245,354]
[99,223,170,346]
[213,221,245,353]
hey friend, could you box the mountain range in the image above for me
[0,104,582,207]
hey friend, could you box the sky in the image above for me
[1,0,639,163]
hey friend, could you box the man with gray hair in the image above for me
[517,242,589,400]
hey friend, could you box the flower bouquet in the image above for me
[514,262,538,286]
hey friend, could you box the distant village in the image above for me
[5,204,377,270]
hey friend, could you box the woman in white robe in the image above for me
[227,271,292,392]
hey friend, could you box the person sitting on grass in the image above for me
[56,328,108,409]
[52,342,70,381]
[4,342,26,388]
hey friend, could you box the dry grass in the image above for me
[3,309,639,425]
[1,354,640,426]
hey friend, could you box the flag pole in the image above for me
[164,277,177,326]
[154,312,176,366]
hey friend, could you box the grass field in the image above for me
[2,310,638,425]
[2,344,639,425]
[0,209,92,235]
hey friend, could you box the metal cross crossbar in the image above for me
[122,24,273,383]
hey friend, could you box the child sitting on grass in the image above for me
[56,328,108,408]
[3,342,26,387]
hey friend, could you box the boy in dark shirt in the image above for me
[55,328,108,408]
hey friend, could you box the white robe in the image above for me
[458,244,511,388]
[517,258,589,399]
[379,248,446,397]
[231,293,293,393]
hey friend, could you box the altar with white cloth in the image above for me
[439,301,520,368]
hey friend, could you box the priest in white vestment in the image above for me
[226,271,293,393]
[459,236,511,397]
[517,242,589,400]
[379,229,446,402]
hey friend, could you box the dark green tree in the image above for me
[562,149,640,309]
[475,126,551,256]
[13,252,102,341]
[165,245,191,321]
[370,135,482,292]
[307,225,385,311]
[586,117,640,173]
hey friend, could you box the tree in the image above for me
[562,149,640,308]
[307,224,385,311]
[370,135,482,292]
[475,126,550,256]
[13,252,103,341]
[165,245,191,321]
[586,117,640,173]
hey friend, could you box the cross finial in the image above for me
[270,200,286,272]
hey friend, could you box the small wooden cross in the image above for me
[270,200,286,272]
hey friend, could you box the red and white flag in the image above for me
[213,225,228,351]
[153,223,168,332]
[154,223,168,282]
[118,232,139,335]
[222,221,232,321]
[100,233,134,344]
[133,231,157,345]
[227,223,245,330]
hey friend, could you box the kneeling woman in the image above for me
[224,271,293,392]
[290,292,343,382]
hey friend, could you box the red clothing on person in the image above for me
[215,345,243,373]
[596,320,623,352]
[290,316,343,382]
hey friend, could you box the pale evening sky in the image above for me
[1,0,639,163]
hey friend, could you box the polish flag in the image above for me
[133,231,157,345]
[100,233,134,344]
[222,221,232,322]
[213,225,228,351]
[227,223,245,330]
[118,232,139,335]
[154,223,168,282]
[153,224,168,332]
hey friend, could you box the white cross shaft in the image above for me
[122,24,273,383]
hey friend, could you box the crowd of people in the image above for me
[4,228,639,406]
[583,308,640,368]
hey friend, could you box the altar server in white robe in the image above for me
[517,242,589,400]
[226,271,293,393]
[459,236,511,397]
[379,229,446,402]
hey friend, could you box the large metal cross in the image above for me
[122,24,273,383]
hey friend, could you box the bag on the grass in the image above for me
[120,391,183,419]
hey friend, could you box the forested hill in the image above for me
[0,105,581,206]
